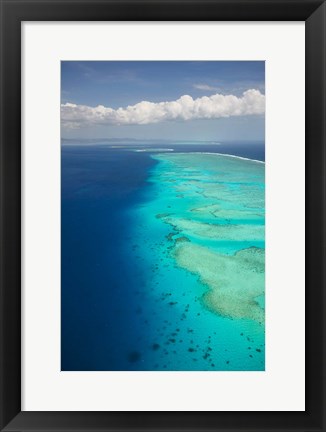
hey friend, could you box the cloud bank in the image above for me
[61,89,265,129]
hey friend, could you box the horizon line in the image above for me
[61,137,265,143]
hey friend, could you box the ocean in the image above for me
[61,142,265,371]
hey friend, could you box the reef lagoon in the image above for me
[62,142,265,371]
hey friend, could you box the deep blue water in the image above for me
[61,142,264,371]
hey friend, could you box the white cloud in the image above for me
[61,89,265,129]
[193,83,218,91]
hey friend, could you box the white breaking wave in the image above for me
[189,152,265,164]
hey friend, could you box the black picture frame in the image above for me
[0,0,325,431]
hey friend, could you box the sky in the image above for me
[61,61,265,142]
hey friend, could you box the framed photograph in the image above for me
[0,0,325,431]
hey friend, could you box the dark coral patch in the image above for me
[127,351,141,363]
[175,236,190,243]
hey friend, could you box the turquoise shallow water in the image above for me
[125,152,265,371]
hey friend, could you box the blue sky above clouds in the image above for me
[61,61,265,142]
